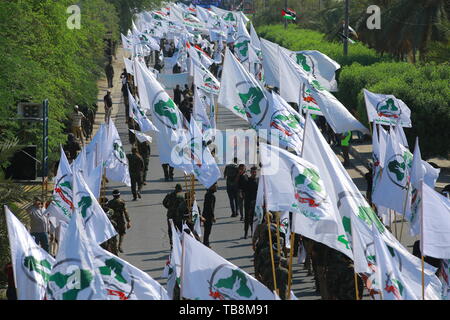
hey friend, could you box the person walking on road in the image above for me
[105,63,115,88]
[104,90,113,123]
[70,105,86,145]
[224,157,239,217]
[127,147,145,201]
[243,166,258,238]
[107,190,131,254]
[163,184,185,247]
[202,183,217,248]
[137,140,151,185]
[236,164,248,221]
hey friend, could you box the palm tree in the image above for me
[354,0,449,62]
[0,137,41,288]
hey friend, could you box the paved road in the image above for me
[101,52,417,300]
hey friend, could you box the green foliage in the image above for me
[106,0,164,32]
[0,0,119,165]
[257,24,388,66]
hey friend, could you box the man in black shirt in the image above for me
[202,183,217,248]
[236,164,248,221]
[173,84,182,106]
[243,166,259,238]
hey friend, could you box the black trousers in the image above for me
[162,164,174,179]
[203,221,213,247]
[226,185,239,215]
[244,199,255,236]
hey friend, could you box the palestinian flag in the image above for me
[282,8,296,20]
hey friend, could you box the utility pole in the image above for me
[284,0,288,29]
[343,0,349,57]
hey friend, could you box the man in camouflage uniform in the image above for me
[163,184,185,247]
[137,140,151,185]
[326,248,364,300]
[260,254,289,300]
[311,241,330,299]
[99,197,118,255]
[127,147,145,201]
[107,190,131,254]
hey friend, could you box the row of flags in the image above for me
[112,1,450,300]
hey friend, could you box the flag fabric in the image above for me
[5,206,56,300]
[259,142,353,259]
[128,89,159,132]
[288,50,340,92]
[47,209,107,300]
[192,200,202,238]
[260,38,281,88]
[174,119,221,189]
[307,81,369,134]
[104,121,131,187]
[363,89,412,127]
[129,129,153,144]
[278,49,320,115]
[83,164,102,200]
[234,16,251,63]
[372,224,438,300]
[163,219,183,299]
[281,9,296,20]
[193,88,215,141]
[395,124,409,148]
[187,42,214,69]
[409,138,424,236]
[193,60,220,95]
[46,147,74,223]
[252,175,265,235]
[279,211,290,249]
[266,92,305,155]
[181,232,275,300]
[219,48,269,127]
[90,242,169,300]
[421,182,450,259]
[372,129,412,214]
[134,59,188,166]
[72,170,118,245]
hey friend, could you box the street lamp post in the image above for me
[343,0,350,57]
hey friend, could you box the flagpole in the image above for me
[180,227,186,301]
[286,227,295,299]
[354,271,360,300]
[398,182,410,242]
[266,211,279,296]
[275,212,282,256]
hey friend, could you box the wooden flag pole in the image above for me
[275,212,282,255]
[190,174,195,209]
[354,271,360,300]
[286,230,295,300]
[266,211,279,296]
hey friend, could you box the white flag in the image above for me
[234,16,251,63]
[90,243,169,300]
[260,38,281,88]
[73,170,117,245]
[181,232,275,300]
[421,182,450,259]
[372,130,412,214]
[5,206,55,300]
[134,59,188,166]
[288,50,340,92]
[104,121,131,187]
[260,142,353,258]
[46,146,74,223]
[47,210,107,300]
[193,60,220,95]
[128,89,159,132]
[363,89,412,127]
